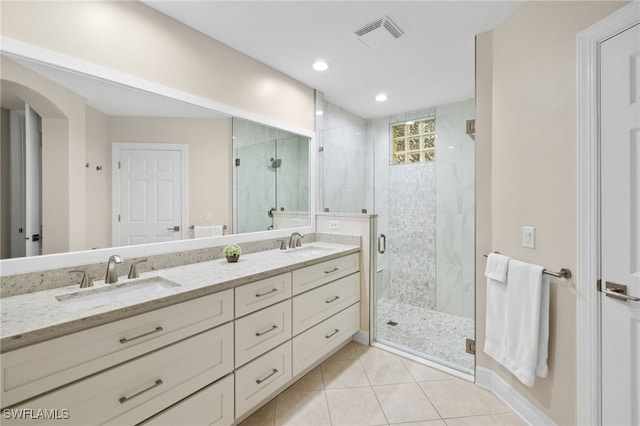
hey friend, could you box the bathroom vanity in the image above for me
[0,243,361,425]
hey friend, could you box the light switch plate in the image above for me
[329,220,340,230]
[522,226,535,249]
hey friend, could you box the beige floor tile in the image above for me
[321,358,371,389]
[390,421,446,426]
[374,382,441,423]
[444,413,525,426]
[354,343,397,359]
[284,367,324,392]
[326,341,360,361]
[274,390,331,426]
[326,387,388,426]
[361,356,415,385]
[494,412,527,425]
[238,399,275,426]
[420,379,508,418]
[401,358,456,382]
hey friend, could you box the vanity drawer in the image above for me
[235,341,292,418]
[235,273,292,317]
[292,253,359,295]
[292,272,360,335]
[140,374,234,426]
[293,302,360,376]
[0,289,233,408]
[4,323,234,426]
[235,299,292,367]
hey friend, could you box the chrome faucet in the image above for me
[105,254,123,284]
[288,232,304,249]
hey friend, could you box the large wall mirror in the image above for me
[0,53,312,261]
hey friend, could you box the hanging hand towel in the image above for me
[485,253,511,283]
[209,225,224,237]
[194,226,209,238]
[483,254,511,363]
[497,260,549,387]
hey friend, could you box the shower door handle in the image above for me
[378,234,386,254]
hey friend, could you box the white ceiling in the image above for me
[143,1,523,119]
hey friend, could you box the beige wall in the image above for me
[475,1,628,424]
[1,1,315,132]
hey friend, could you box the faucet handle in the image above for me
[296,236,303,247]
[276,239,286,250]
[69,270,94,288]
[128,258,148,279]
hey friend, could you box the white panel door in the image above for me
[601,23,640,426]
[24,104,42,257]
[116,147,184,246]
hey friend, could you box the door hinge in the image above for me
[465,338,476,355]
[118,214,121,222]
[235,158,240,166]
[118,161,121,170]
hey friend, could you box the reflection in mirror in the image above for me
[233,118,309,233]
[0,54,312,260]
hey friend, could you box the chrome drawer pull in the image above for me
[325,295,340,304]
[119,379,163,404]
[255,324,279,336]
[325,329,340,339]
[256,368,279,384]
[324,267,339,274]
[119,326,164,344]
[255,288,278,298]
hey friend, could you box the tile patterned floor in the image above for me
[238,341,525,426]
[376,298,475,373]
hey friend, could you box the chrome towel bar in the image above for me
[484,252,572,279]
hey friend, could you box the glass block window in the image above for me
[391,118,436,165]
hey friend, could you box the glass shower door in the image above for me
[371,100,476,375]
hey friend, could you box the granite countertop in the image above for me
[0,242,359,352]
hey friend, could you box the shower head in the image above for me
[270,157,282,168]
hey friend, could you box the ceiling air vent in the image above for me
[353,16,404,50]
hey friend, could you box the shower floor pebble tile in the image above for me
[375,298,475,372]
[238,341,525,426]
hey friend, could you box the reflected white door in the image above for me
[600,23,640,426]
[113,144,187,246]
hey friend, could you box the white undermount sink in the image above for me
[56,277,181,312]
[282,244,335,257]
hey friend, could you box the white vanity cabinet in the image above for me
[4,323,234,426]
[1,289,233,408]
[1,248,361,425]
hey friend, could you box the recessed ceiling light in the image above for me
[312,60,329,71]
[375,93,388,102]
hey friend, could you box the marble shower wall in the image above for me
[318,100,370,214]
[434,100,475,320]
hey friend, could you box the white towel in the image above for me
[485,253,510,283]
[209,225,224,237]
[194,225,210,238]
[483,254,511,365]
[485,259,549,387]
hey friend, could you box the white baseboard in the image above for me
[352,330,369,345]
[475,367,556,426]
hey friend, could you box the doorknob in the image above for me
[166,226,180,232]
[378,234,386,254]
[601,280,640,302]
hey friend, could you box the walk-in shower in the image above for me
[319,97,475,375]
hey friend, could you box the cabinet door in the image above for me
[292,273,360,335]
[1,290,233,408]
[140,374,234,426]
[235,342,292,418]
[293,302,360,376]
[4,324,233,426]
[292,253,359,295]
[235,300,292,367]
[235,273,292,317]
